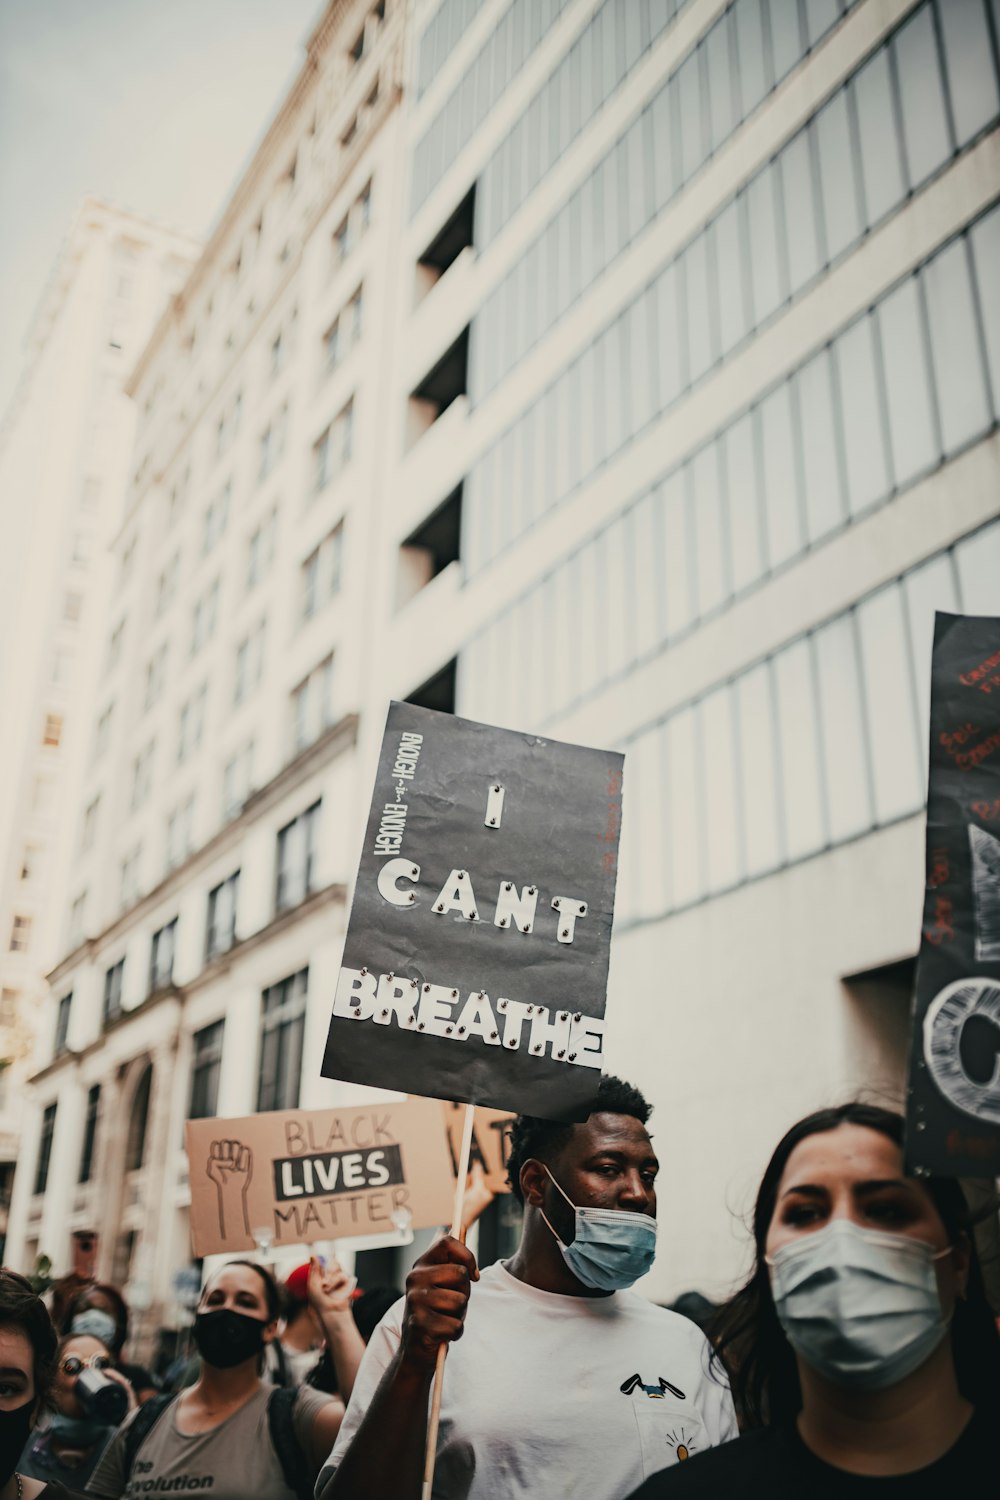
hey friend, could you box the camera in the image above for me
[76,1367,128,1425]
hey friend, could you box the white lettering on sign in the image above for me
[431,870,479,921]
[374,802,409,857]
[377,858,420,905]
[494,881,538,933]
[391,731,423,782]
[485,783,505,828]
[335,967,603,1069]
[551,896,588,944]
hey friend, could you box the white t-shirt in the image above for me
[319,1262,737,1498]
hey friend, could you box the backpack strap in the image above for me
[124,1391,177,1477]
[266,1385,315,1500]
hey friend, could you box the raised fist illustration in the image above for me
[206,1139,253,1240]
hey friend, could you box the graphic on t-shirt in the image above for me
[620,1373,686,1400]
[664,1427,697,1461]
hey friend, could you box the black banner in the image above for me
[321,702,624,1121]
[905,613,1000,1177]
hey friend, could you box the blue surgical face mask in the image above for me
[71,1309,118,1350]
[767,1218,953,1390]
[540,1164,657,1292]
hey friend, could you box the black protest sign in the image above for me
[905,613,1000,1177]
[321,702,624,1120]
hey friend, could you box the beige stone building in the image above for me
[0,200,198,1261]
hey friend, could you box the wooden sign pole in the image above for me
[422,1100,475,1500]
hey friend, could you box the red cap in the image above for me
[284,1263,311,1302]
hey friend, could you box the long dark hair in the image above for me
[0,1267,58,1405]
[710,1103,1000,1426]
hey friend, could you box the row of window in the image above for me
[92,801,320,1034]
[466,136,1000,590]
[410,0,576,215]
[460,209,1000,725]
[475,0,856,265]
[470,0,998,412]
[613,519,1000,925]
[36,963,309,1194]
[148,175,371,552]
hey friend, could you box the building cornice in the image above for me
[47,712,359,984]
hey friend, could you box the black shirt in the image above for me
[627,1408,990,1498]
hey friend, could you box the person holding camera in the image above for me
[19,1333,136,1489]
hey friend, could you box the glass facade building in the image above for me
[399,0,1000,1294]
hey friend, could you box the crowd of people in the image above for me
[0,1081,996,1499]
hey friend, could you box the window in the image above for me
[257,970,307,1112]
[178,686,207,762]
[155,552,180,616]
[78,1085,100,1183]
[103,959,125,1026]
[126,1066,152,1172]
[130,742,155,811]
[203,482,231,555]
[107,619,125,672]
[68,891,87,947]
[313,402,353,490]
[247,514,276,589]
[191,580,219,656]
[290,659,335,755]
[82,796,100,851]
[301,524,344,620]
[206,871,239,960]
[259,407,289,483]
[120,846,141,907]
[275,802,321,911]
[222,744,253,820]
[42,713,63,747]
[165,801,194,871]
[234,622,266,706]
[94,705,113,761]
[8,916,30,954]
[150,918,178,992]
[34,1104,57,1194]
[54,994,72,1057]
[142,647,167,711]
[189,1021,224,1120]
[323,287,363,373]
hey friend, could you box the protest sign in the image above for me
[321,702,624,1121]
[443,1102,515,1194]
[905,613,1000,1177]
[184,1096,454,1257]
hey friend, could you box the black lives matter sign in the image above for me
[321,702,624,1120]
[905,613,1000,1177]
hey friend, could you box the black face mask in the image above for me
[0,1397,35,1487]
[193,1309,268,1370]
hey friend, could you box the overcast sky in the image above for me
[0,0,325,420]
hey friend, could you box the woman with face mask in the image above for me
[0,1266,81,1499]
[85,1259,348,1500]
[19,1333,135,1489]
[60,1286,156,1405]
[626,1103,1000,1497]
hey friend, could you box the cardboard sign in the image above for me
[905,613,1000,1177]
[322,702,624,1120]
[443,1103,515,1195]
[185,1097,454,1256]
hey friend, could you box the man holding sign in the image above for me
[317,705,735,1493]
[317,1076,737,1499]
